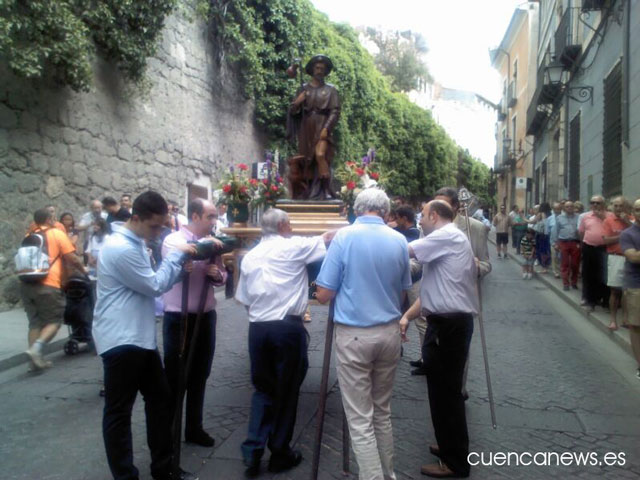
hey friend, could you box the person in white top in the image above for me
[86,218,110,280]
[235,209,334,477]
[401,200,478,479]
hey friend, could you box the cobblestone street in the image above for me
[1,251,640,480]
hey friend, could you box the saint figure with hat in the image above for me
[286,54,341,200]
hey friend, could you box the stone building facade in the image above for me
[0,10,266,308]
[526,0,640,205]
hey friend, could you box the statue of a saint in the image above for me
[286,54,341,200]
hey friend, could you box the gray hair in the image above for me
[261,208,289,235]
[354,188,390,218]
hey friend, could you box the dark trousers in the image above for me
[582,244,609,307]
[163,310,216,436]
[102,345,173,480]
[241,316,309,462]
[512,228,525,253]
[558,240,581,287]
[423,313,474,476]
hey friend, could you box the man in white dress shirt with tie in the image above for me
[235,208,334,477]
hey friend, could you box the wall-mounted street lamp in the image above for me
[502,136,524,166]
[544,60,593,104]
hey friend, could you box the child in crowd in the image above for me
[520,228,536,280]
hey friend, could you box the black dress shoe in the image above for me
[185,429,215,447]
[411,365,427,376]
[268,449,303,473]
[243,450,262,478]
[410,358,423,368]
[154,468,198,480]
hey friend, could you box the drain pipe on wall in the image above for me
[622,0,630,146]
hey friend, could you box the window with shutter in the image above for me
[603,62,622,197]
[569,113,581,200]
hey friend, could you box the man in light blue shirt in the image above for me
[93,191,197,480]
[316,188,411,480]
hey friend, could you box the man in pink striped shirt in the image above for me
[162,199,227,447]
[579,195,614,310]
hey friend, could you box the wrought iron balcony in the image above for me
[526,94,548,137]
[555,8,582,69]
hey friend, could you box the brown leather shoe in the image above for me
[420,460,467,478]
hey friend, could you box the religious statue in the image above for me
[286,54,341,200]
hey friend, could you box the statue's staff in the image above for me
[458,187,497,429]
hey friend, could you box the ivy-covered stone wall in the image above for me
[0,10,265,309]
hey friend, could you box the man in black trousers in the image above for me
[162,199,226,447]
[235,209,334,477]
[401,200,479,478]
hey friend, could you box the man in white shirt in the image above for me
[235,209,334,477]
[401,200,478,479]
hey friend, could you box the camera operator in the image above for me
[162,199,226,448]
[92,191,198,480]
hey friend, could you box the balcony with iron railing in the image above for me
[555,8,582,69]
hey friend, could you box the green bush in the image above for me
[0,0,176,91]
[203,0,492,202]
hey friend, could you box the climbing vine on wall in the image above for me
[0,0,177,91]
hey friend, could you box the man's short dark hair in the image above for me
[187,198,205,220]
[429,200,454,221]
[132,191,168,220]
[34,208,52,225]
[121,193,132,200]
[395,205,415,224]
[102,196,118,207]
[434,187,459,208]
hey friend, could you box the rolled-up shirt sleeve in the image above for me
[114,247,185,298]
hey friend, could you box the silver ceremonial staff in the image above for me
[458,187,497,429]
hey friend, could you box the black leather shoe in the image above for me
[268,449,303,473]
[185,429,215,447]
[411,365,427,376]
[410,358,423,368]
[243,450,262,478]
[154,468,198,480]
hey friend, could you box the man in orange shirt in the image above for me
[27,204,65,233]
[21,208,85,370]
[603,197,633,330]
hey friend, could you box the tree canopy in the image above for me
[364,27,432,93]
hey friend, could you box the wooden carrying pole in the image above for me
[310,300,350,479]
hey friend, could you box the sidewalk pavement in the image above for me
[0,308,68,371]
[488,232,633,357]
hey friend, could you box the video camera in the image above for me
[188,236,238,261]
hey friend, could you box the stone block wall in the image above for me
[0,9,266,309]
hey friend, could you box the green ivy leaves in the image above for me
[0,0,176,91]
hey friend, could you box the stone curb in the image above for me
[489,237,633,357]
[0,338,67,373]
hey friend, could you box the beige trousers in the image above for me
[552,246,561,276]
[335,321,401,480]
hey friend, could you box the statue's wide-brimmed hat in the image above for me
[305,54,333,76]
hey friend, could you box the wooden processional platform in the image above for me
[220,200,350,290]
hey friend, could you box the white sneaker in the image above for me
[527,273,533,280]
[25,348,49,370]
[522,273,527,279]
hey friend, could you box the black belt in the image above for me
[558,239,579,242]
[282,314,303,323]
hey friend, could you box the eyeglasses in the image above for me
[590,201,602,205]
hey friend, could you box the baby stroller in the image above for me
[63,274,94,355]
